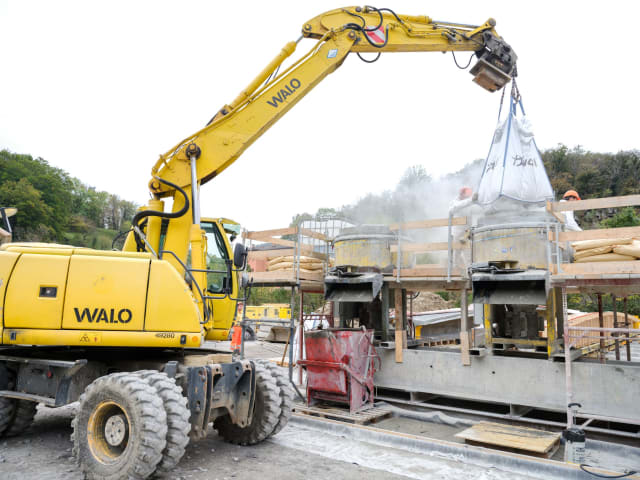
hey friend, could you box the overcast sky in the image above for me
[1,1,638,231]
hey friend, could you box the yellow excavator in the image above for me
[0,6,516,479]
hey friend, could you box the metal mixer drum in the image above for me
[333,225,415,271]
[472,222,550,270]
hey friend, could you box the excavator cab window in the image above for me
[201,221,231,294]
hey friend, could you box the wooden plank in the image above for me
[456,421,560,454]
[558,261,640,275]
[246,227,297,239]
[389,217,467,231]
[557,226,640,242]
[294,404,393,425]
[250,270,324,284]
[545,201,565,224]
[460,331,471,366]
[299,228,329,241]
[247,248,296,260]
[250,236,296,248]
[390,242,467,253]
[393,266,462,277]
[551,194,640,212]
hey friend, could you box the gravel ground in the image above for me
[0,403,409,480]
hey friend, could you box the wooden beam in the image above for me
[299,228,329,242]
[252,236,296,248]
[393,265,462,277]
[558,261,640,275]
[551,194,640,212]
[558,226,640,242]
[247,248,295,260]
[250,270,324,283]
[246,227,297,240]
[545,201,565,224]
[390,242,467,253]
[389,217,467,231]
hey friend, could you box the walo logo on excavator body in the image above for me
[74,307,132,324]
[266,78,302,108]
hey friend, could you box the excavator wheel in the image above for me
[0,375,16,437]
[214,362,281,445]
[4,400,37,437]
[72,373,168,480]
[135,371,191,475]
[256,360,294,435]
[0,372,37,438]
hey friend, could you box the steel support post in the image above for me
[598,294,605,364]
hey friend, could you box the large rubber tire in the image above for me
[135,371,191,476]
[213,362,281,445]
[0,396,14,437]
[4,400,37,437]
[257,360,294,435]
[72,373,168,480]
[0,376,16,438]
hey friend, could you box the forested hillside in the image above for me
[0,150,137,248]
[287,146,640,230]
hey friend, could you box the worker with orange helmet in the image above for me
[560,189,582,231]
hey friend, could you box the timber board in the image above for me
[456,421,560,457]
[294,404,393,425]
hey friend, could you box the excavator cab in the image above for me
[200,217,244,340]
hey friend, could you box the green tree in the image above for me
[602,207,640,228]
[0,178,55,241]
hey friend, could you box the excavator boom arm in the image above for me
[149,6,516,197]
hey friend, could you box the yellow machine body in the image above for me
[0,243,202,348]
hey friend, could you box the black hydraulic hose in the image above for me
[579,465,637,479]
[131,177,190,252]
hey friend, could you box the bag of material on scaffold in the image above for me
[477,98,553,205]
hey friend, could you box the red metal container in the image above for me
[298,328,379,413]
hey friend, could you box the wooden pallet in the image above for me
[456,421,561,458]
[293,403,393,425]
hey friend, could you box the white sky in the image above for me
[1,1,639,231]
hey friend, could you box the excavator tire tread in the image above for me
[135,371,191,475]
[72,373,167,480]
[256,360,294,435]
[213,362,281,445]
[4,400,37,437]
[0,376,16,437]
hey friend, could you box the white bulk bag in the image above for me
[477,101,553,205]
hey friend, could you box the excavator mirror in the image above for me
[233,243,247,269]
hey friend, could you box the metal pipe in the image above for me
[613,294,620,360]
[190,155,200,224]
[568,326,640,333]
[598,294,605,363]
[562,287,573,428]
[298,290,304,385]
[288,286,295,384]
[447,213,453,282]
[625,297,632,362]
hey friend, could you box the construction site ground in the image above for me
[0,339,636,479]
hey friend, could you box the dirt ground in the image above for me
[0,340,408,480]
[0,403,408,480]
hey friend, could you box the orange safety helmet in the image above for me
[563,189,581,201]
[459,186,472,199]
